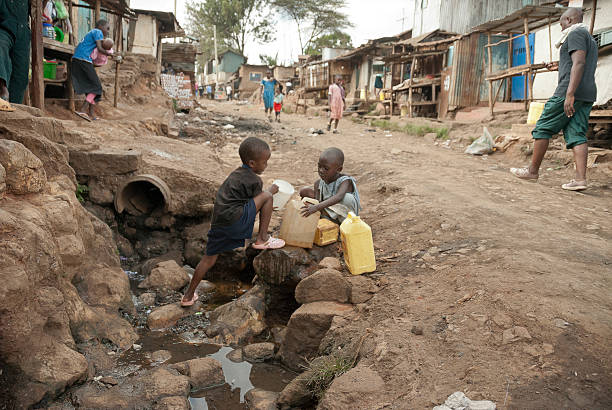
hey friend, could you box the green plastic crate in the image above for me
[43,61,57,80]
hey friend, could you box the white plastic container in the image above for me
[272,179,294,210]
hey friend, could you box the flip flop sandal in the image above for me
[0,99,15,112]
[75,112,92,122]
[561,180,587,191]
[180,292,199,307]
[252,237,285,250]
[510,167,538,181]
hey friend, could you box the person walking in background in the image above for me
[0,0,30,109]
[510,8,597,191]
[261,71,277,122]
[226,83,233,101]
[71,19,118,121]
[206,84,213,100]
[374,74,383,98]
[327,76,346,134]
[273,84,284,122]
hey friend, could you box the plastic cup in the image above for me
[272,179,294,210]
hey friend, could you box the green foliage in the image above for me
[305,355,353,400]
[259,52,279,66]
[76,184,89,203]
[370,119,449,139]
[186,0,274,59]
[304,30,353,55]
[273,0,352,54]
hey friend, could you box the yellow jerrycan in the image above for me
[279,198,320,248]
[340,212,376,275]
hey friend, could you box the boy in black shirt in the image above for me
[181,137,285,306]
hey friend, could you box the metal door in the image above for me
[511,33,535,100]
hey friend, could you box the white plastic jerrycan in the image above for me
[279,198,320,248]
[272,179,295,210]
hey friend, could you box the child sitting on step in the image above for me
[181,137,285,306]
[299,147,360,224]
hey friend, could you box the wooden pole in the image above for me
[113,17,122,108]
[68,0,74,45]
[487,32,493,117]
[548,17,553,62]
[30,0,44,110]
[408,58,415,118]
[506,35,512,101]
[524,17,532,111]
[589,0,597,35]
[94,0,101,23]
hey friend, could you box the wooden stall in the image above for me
[385,30,459,118]
[471,5,566,116]
[30,0,133,111]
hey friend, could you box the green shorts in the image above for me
[532,96,593,149]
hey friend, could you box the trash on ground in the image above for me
[465,127,495,155]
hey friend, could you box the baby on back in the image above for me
[91,38,114,67]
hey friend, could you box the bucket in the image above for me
[527,102,545,125]
[272,179,294,210]
[360,89,366,100]
[43,60,58,80]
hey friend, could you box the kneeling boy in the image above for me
[299,147,360,223]
[182,137,285,306]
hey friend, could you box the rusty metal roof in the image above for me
[469,5,566,34]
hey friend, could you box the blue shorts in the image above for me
[206,199,257,255]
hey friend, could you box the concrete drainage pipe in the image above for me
[114,174,172,215]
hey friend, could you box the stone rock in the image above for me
[73,265,134,313]
[318,257,342,271]
[245,389,279,410]
[172,357,224,389]
[139,251,184,276]
[317,365,386,410]
[87,178,115,205]
[0,139,47,194]
[411,325,424,335]
[142,368,190,400]
[502,326,531,344]
[68,148,142,176]
[243,342,275,363]
[208,285,266,345]
[492,312,513,328]
[196,280,216,294]
[279,301,353,371]
[99,376,119,386]
[153,396,190,410]
[139,292,157,306]
[139,260,190,291]
[276,370,315,409]
[151,350,172,364]
[227,348,243,363]
[439,391,496,410]
[148,303,197,330]
[294,269,350,304]
[0,163,5,198]
[346,276,376,304]
[115,233,135,257]
[253,246,312,286]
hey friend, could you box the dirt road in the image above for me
[204,100,611,408]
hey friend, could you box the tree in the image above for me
[186,0,275,59]
[273,0,352,55]
[304,30,353,55]
[259,52,279,66]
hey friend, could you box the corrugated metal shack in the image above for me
[446,5,565,117]
[384,30,458,118]
[162,41,200,92]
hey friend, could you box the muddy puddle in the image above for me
[118,266,294,408]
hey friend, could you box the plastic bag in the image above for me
[465,127,494,155]
[54,0,68,20]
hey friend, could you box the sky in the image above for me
[130,0,415,64]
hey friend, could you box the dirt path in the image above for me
[202,100,611,408]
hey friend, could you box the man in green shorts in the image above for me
[511,8,597,191]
